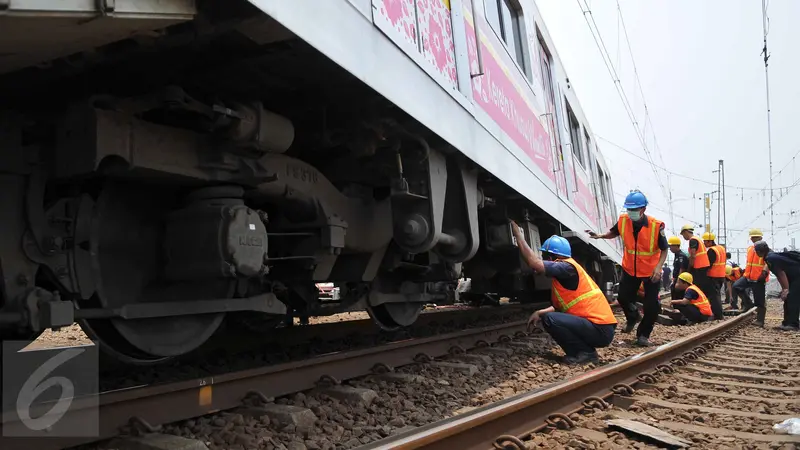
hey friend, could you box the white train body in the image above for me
[0,0,623,363]
[255,0,623,261]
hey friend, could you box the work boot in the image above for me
[634,336,651,347]
[753,306,766,327]
[777,324,800,332]
[563,351,599,365]
[623,313,642,333]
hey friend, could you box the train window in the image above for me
[584,129,593,159]
[597,165,609,205]
[485,0,529,77]
[605,176,614,208]
[565,101,585,168]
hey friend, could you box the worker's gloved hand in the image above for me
[780,288,789,301]
[585,229,599,239]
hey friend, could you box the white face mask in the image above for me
[627,209,643,221]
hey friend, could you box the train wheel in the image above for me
[76,182,225,365]
[365,302,422,331]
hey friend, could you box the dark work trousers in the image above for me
[690,267,716,316]
[724,280,733,303]
[670,280,682,300]
[674,304,709,324]
[540,312,616,357]
[618,272,661,338]
[708,277,725,320]
[783,279,800,328]
[732,277,765,311]
[729,279,751,309]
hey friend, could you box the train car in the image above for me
[0,0,622,364]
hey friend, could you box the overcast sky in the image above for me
[537,0,800,257]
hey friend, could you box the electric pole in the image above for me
[703,193,712,234]
[762,0,775,246]
[713,160,728,246]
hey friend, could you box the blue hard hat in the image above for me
[540,235,572,258]
[623,190,648,209]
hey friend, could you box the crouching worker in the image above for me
[670,273,713,324]
[510,221,617,365]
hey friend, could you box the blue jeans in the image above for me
[541,312,616,357]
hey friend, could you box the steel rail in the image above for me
[360,309,755,450]
[1,319,531,450]
[201,302,541,353]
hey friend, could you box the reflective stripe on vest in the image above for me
[618,214,663,277]
[550,258,617,325]
[689,236,710,269]
[744,246,770,281]
[620,216,659,256]
[553,285,604,311]
[708,246,727,278]
[686,285,712,316]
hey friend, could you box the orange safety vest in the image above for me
[551,258,618,325]
[618,214,663,278]
[707,245,726,278]
[727,266,743,281]
[689,236,710,269]
[686,285,712,317]
[743,246,770,282]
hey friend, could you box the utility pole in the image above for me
[762,0,775,246]
[716,187,720,240]
[703,193,712,234]
[713,160,728,246]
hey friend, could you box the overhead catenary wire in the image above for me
[575,0,674,230]
[603,133,799,246]
[730,174,800,242]
[615,0,676,232]
[598,135,800,192]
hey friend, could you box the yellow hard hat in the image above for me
[678,272,693,284]
[667,236,681,246]
[749,228,763,237]
[702,232,716,241]
[680,224,695,232]
[725,265,733,276]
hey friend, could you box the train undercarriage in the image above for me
[0,0,617,364]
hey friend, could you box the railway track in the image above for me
[2,311,536,450]
[4,293,701,450]
[364,302,800,450]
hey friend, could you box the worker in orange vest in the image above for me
[668,236,689,300]
[511,222,617,365]
[732,229,770,325]
[587,190,667,347]
[727,265,743,281]
[679,225,715,318]
[702,232,726,320]
[670,272,713,324]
